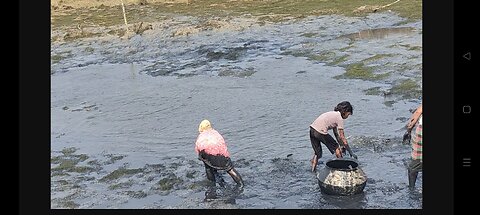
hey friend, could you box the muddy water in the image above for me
[338,27,416,40]
[51,12,422,209]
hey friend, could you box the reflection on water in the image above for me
[322,192,367,209]
[339,27,415,40]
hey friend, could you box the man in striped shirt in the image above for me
[403,104,422,189]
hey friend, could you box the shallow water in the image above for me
[338,27,416,40]
[51,12,422,209]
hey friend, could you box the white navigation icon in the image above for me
[463,158,471,167]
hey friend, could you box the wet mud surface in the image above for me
[51,11,422,208]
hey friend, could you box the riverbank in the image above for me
[51,0,421,39]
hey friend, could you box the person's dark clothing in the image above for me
[310,126,339,158]
[408,158,422,188]
[199,150,243,187]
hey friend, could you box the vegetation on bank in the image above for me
[51,0,422,29]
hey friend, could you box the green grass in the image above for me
[51,160,95,173]
[51,54,68,64]
[52,0,422,29]
[282,51,352,67]
[335,63,390,80]
[388,79,422,99]
[155,174,183,191]
[99,167,144,182]
[108,181,134,190]
[51,154,88,164]
[311,51,337,62]
[281,49,310,57]
[398,43,422,51]
[363,86,383,96]
[328,55,349,65]
[51,149,93,174]
[61,147,77,156]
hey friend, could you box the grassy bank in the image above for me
[51,0,422,29]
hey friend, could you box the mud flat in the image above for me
[51,0,422,209]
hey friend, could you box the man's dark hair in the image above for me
[334,101,353,115]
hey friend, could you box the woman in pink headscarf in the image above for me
[195,119,244,187]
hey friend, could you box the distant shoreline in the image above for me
[52,0,422,29]
[51,0,188,9]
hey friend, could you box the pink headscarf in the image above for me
[195,128,230,157]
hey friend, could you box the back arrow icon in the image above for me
[463,52,471,60]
